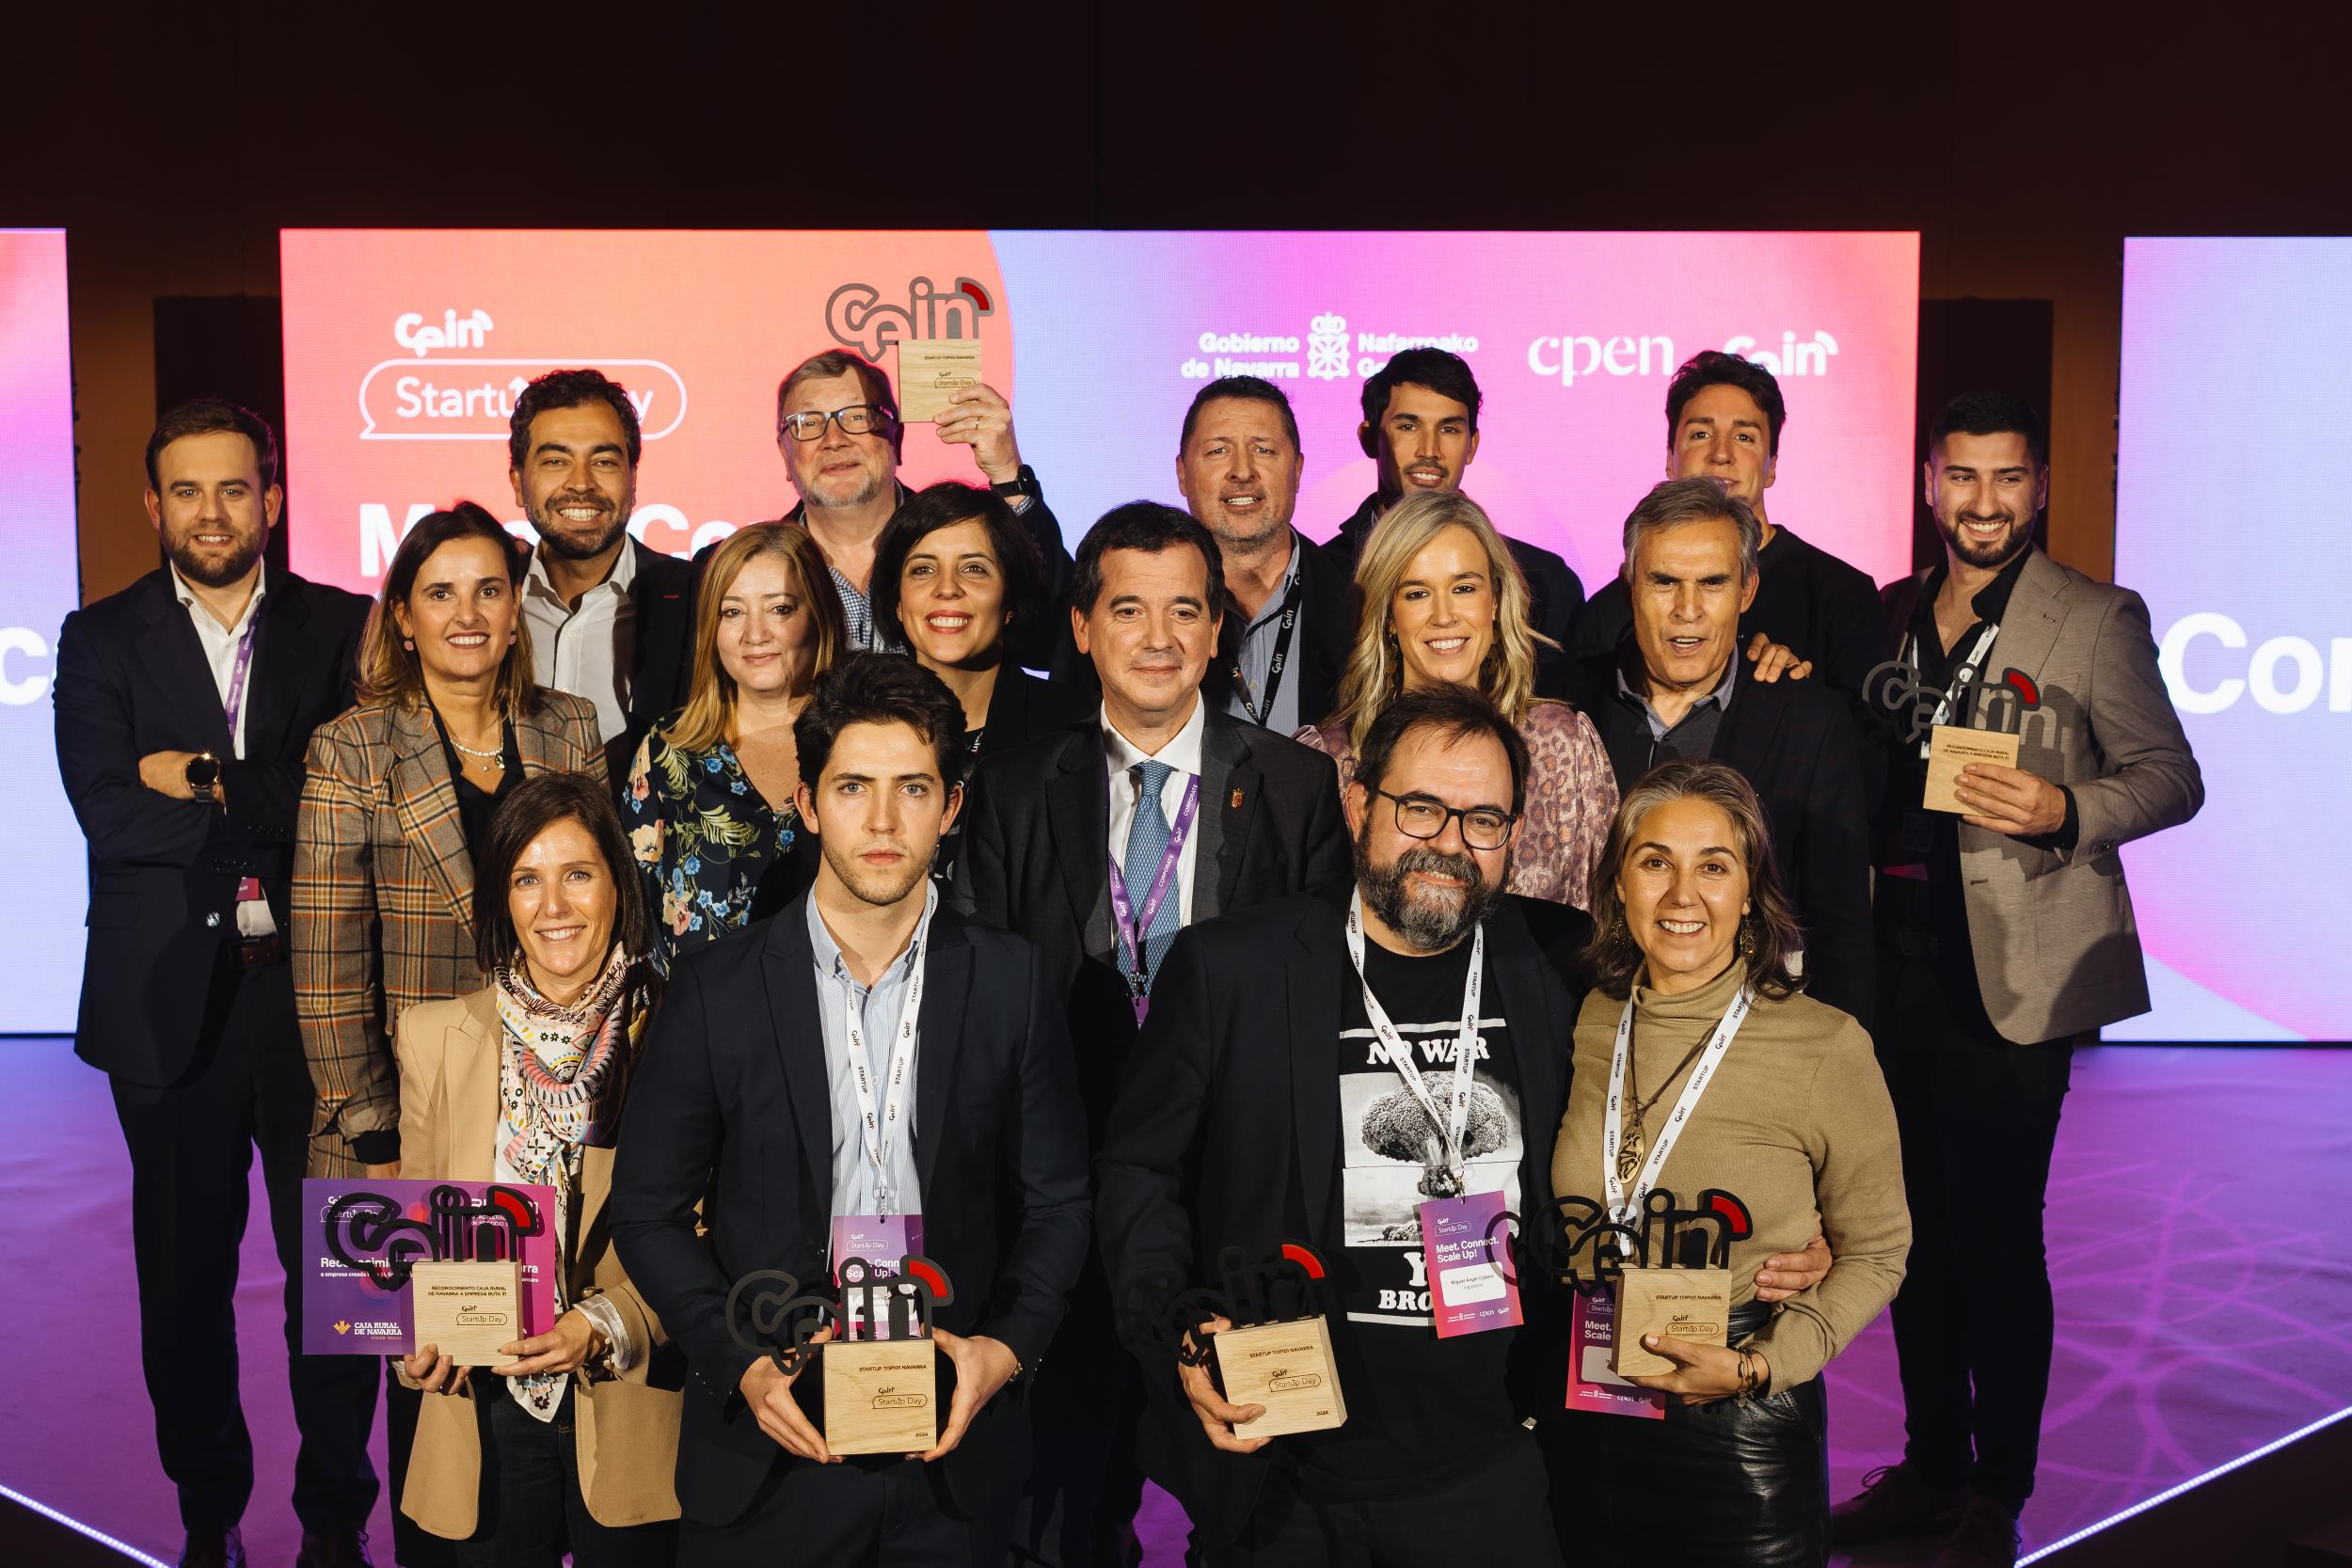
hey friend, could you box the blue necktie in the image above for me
[1123,760,1183,991]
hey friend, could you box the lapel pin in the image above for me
[1230,788,1245,809]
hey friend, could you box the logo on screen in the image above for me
[1307,314,1350,380]
[394,309,495,356]
[826,277,995,360]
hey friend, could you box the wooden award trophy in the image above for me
[722,1254,957,1457]
[1608,1266,1732,1379]
[1204,1243,1346,1439]
[409,1259,523,1365]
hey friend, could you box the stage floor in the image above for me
[3,1039,2344,1567]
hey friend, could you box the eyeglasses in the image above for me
[1369,786,1515,851]
[779,404,896,442]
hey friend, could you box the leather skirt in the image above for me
[1538,1302,1830,1568]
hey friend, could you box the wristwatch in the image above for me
[989,465,1041,512]
[185,752,221,806]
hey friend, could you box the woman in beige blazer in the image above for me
[394,770,680,1562]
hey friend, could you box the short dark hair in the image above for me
[776,349,902,456]
[1179,375,1300,453]
[473,772,651,974]
[1620,476,1763,587]
[869,482,1050,652]
[1929,389,2048,469]
[1071,501,1229,622]
[1360,348,1483,434]
[793,652,970,797]
[507,369,643,473]
[1354,687,1531,819]
[146,398,279,491]
[1665,350,1788,458]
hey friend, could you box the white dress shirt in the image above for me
[171,562,275,937]
[1101,694,1207,930]
[523,540,635,745]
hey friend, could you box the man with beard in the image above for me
[751,349,1074,666]
[1833,394,2201,1568]
[1096,689,1588,1565]
[54,400,379,1568]
[1323,349,1584,694]
[611,654,1091,1566]
[508,369,695,780]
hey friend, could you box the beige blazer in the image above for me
[1931,549,2203,1043]
[391,988,681,1540]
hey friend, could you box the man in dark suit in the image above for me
[1323,349,1583,695]
[54,399,378,1568]
[506,369,695,783]
[1561,478,1874,1026]
[611,654,1090,1566]
[954,501,1348,1565]
[1098,689,1590,1564]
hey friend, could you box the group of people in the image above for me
[56,339,2202,1568]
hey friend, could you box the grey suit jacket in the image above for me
[1894,549,2203,1043]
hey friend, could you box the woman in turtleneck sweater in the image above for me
[1546,758,1908,1568]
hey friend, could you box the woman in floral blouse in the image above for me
[625,524,847,973]
[1297,490,1617,911]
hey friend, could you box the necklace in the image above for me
[450,733,505,769]
[1614,1022,1717,1184]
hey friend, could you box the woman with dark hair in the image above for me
[392,772,680,1564]
[626,522,848,973]
[869,481,1092,879]
[1543,759,1908,1568]
[297,502,606,1180]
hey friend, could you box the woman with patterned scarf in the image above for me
[389,771,683,1565]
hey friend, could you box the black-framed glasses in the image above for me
[1370,786,1515,851]
[779,404,896,442]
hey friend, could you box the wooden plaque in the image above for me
[409,1259,522,1366]
[1610,1266,1732,1379]
[1924,723,2022,815]
[823,1337,939,1455]
[897,339,982,422]
[1214,1316,1346,1438]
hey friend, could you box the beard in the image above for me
[804,467,887,514]
[166,527,264,588]
[819,835,936,910]
[1937,510,2032,571]
[1352,828,1503,953]
[532,495,629,561]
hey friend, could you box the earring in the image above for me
[402,638,414,651]
[1737,917,1755,958]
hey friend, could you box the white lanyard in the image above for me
[1602,981,1753,1229]
[1345,891,1486,1189]
[840,883,935,1215]
[1906,623,1999,759]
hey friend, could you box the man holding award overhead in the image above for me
[608,655,1091,1565]
[1836,394,2202,1568]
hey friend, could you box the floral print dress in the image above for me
[626,720,818,974]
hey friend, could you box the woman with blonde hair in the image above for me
[1298,490,1616,909]
[624,522,848,973]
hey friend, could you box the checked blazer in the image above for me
[294,691,604,1175]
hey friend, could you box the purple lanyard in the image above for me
[1106,773,1201,1024]
[220,613,262,753]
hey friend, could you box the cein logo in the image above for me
[393,309,494,357]
[826,277,995,360]
[1722,330,1838,377]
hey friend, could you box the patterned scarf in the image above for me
[492,942,634,1419]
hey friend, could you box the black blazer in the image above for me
[1329,493,1585,698]
[54,567,371,1085]
[948,706,1351,1132]
[935,669,1097,889]
[547,537,693,784]
[608,898,1091,1528]
[1095,889,1592,1546]
[1563,650,1876,1026]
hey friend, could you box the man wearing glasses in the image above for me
[769,348,1073,662]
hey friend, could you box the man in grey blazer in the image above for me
[1836,393,2202,1568]
[954,500,1349,1567]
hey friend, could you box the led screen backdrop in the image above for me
[3,229,84,1033]
[279,230,1919,595]
[2114,236,2347,1042]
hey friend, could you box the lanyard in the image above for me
[220,612,262,756]
[1107,773,1201,1022]
[1345,891,1486,1190]
[1904,623,1998,760]
[1231,572,1303,728]
[840,883,935,1215]
[1602,982,1752,1229]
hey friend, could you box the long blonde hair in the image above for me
[661,523,848,754]
[1326,491,1549,754]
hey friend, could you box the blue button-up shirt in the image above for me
[806,888,933,1218]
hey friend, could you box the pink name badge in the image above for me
[829,1214,924,1288]
[1565,1291,1665,1419]
[1420,1190,1522,1338]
